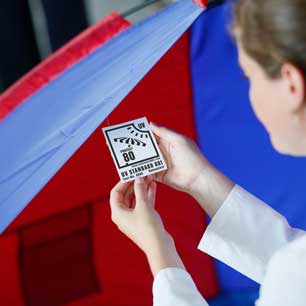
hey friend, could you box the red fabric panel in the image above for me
[19,206,100,306]
[20,206,90,247]
[0,234,24,306]
[103,33,220,299]
[0,12,130,120]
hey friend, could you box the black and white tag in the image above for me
[102,117,167,182]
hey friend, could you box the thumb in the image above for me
[134,177,148,204]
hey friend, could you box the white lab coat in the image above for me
[153,185,306,306]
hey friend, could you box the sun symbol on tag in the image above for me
[114,137,147,147]
[127,126,149,138]
[113,125,150,148]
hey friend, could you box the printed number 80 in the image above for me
[123,152,135,162]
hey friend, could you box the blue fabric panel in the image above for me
[0,0,203,233]
[190,3,306,291]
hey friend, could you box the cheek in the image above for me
[249,82,268,122]
[248,80,279,131]
[248,79,288,135]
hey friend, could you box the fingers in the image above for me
[148,181,157,208]
[111,177,157,213]
[110,181,133,210]
[124,183,135,208]
[150,122,182,143]
[146,174,156,185]
[134,177,147,204]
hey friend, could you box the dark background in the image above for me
[0,0,88,92]
[0,0,166,93]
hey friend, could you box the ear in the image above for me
[281,63,306,113]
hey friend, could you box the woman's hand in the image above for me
[150,122,210,194]
[110,177,185,276]
[150,122,235,217]
[110,177,164,254]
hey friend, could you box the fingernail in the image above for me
[135,177,145,184]
[150,121,158,127]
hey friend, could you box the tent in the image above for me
[0,1,218,305]
[1,1,306,305]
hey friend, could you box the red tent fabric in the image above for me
[0,12,219,306]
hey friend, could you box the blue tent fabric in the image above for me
[0,0,203,233]
[190,2,306,293]
[208,288,259,306]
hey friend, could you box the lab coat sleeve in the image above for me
[255,237,306,306]
[198,185,305,284]
[153,268,209,306]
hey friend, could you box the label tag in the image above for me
[102,117,167,182]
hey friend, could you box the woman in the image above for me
[110,0,306,305]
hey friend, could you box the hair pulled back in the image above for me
[233,0,306,78]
